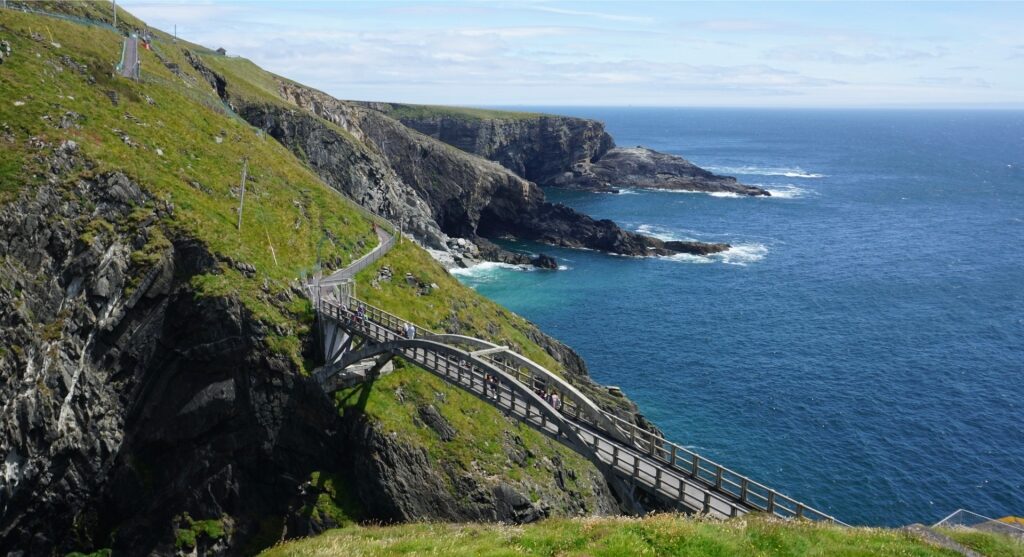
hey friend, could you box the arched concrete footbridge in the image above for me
[309,227,841,523]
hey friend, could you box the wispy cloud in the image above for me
[916,76,991,88]
[119,0,1023,107]
[767,45,948,65]
[531,6,654,24]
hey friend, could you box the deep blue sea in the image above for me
[456,108,1024,526]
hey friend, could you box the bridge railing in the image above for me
[321,231,396,285]
[323,295,842,524]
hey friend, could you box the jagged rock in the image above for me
[0,161,352,555]
[556,147,770,196]
[58,110,83,129]
[379,106,766,196]
[417,405,455,441]
[342,416,617,525]
[664,240,732,255]
[372,104,613,185]
[179,53,726,259]
[530,254,559,270]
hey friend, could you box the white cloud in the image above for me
[767,45,948,65]
[531,6,654,24]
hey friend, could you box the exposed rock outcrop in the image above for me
[553,146,770,196]
[369,104,614,184]
[0,145,626,555]
[183,53,730,262]
[342,413,618,525]
[377,105,766,196]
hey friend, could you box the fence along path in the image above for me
[313,259,841,521]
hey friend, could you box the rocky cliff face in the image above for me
[0,144,622,556]
[552,147,770,196]
[371,104,614,185]
[0,143,341,555]
[187,56,729,258]
[379,105,766,196]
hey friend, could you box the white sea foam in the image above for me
[616,188,641,195]
[664,242,768,266]
[718,243,768,265]
[707,165,826,179]
[762,185,813,199]
[449,261,533,278]
[635,224,698,242]
[708,191,741,198]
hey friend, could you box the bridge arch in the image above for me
[315,325,645,514]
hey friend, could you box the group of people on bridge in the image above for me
[536,385,562,410]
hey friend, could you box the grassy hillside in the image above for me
[375,103,549,122]
[258,514,1024,557]
[1,6,633,548]
[0,8,377,367]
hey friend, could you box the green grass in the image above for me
[354,241,567,374]
[378,103,549,122]
[259,514,972,557]
[65,550,112,557]
[303,471,365,529]
[335,360,598,495]
[0,9,375,368]
[175,513,227,550]
[937,528,1024,557]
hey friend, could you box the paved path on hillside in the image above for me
[118,35,138,79]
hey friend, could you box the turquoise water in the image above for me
[455,108,1024,526]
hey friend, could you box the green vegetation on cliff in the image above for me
[376,103,548,122]
[0,9,377,367]
[1,6,627,551]
[353,241,568,373]
[258,514,1014,557]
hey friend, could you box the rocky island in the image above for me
[552,146,771,196]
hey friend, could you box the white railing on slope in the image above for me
[321,230,396,285]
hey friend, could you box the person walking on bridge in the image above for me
[405,322,416,340]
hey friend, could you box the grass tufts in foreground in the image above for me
[257,514,1000,557]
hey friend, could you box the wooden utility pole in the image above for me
[236,159,248,230]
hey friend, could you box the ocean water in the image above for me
[454,108,1024,526]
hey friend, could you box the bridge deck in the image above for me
[320,299,838,522]
[311,227,839,523]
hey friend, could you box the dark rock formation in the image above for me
[377,107,766,196]
[183,53,729,262]
[530,253,559,270]
[0,144,625,555]
[369,104,614,184]
[0,146,350,555]
[554,147,769,196]
[341,414,617,524]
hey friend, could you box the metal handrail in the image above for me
[321,231,396,285]
[321,295,842,524]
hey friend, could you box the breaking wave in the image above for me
[449,261,534,279]
[665,242,768,266]
[762,185,813,199]
[635,225,768,266]
[635,224,697,242]
[707,165,826,179]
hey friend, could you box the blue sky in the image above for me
[121,1,1024,108]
